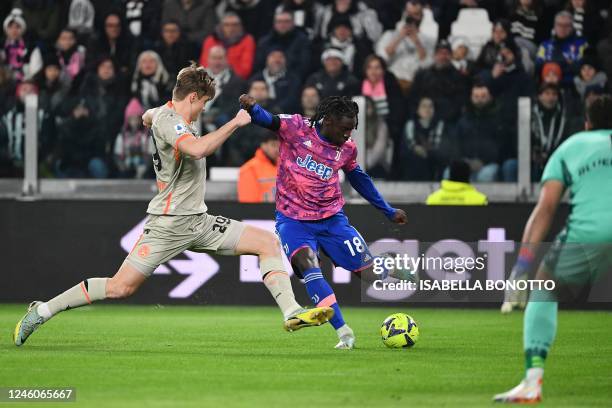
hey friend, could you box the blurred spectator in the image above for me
[248,79,279,112]
[237,131,279,203]
[361,55,404,122]
[410,40,468,121]
[121,0,162,47]
[67,0,95,40]
[360,54,405,157]
[114,98,152,178]
[154,20,197,79]
[566,0,602,45]
[300,85,319,117]
[304,47,360,99]
[88,13,139,76]
[451,37,476,78]
[509,0,546,64]
[536,11,587,87]
[35,53,70,114]
[276,0,319,38]
[531,83,576,180]
[363,97,392,178]
[0,65,16,115]
[55,28,86,85]
[1,9,43,82]
[583,84,606,107]
[481,41,532,181]
[224,80,276,165]
[574,53,607,100]
[161,0,217,46]
[376,11,435,93]
[540,61,562,85]
[400,97,450,180]
[540,61,581,117]
[131,50,172,109]
[482,41,535,118]
[199,13,255,80]
[217,0,278,40]
[426,160,488,206]
[250,49,301,112]
[455,83,510,182]
[597,16,612,92]
[0,80,55,177]
[202,45,246,128]
[79,57,128,157]
[255,10,311,80]
[14,0,62,44]
[315,0,382,44]
[318,17,370,76]
[476,19,533,72]
[475,19,514,72]
[55,100,109,178]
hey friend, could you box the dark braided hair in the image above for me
[310,96,359,129]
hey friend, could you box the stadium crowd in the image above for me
[0,0,610,181]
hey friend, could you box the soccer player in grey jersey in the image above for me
[13,63,333,347]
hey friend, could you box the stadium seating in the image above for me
[450,8,492,58]
[420,8,439,44]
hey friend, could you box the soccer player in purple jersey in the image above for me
[239,94,408,349]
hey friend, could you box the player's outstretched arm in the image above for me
[501,180,564,313]
[178,110,251,159]
[520,180,564,246]
[346,165,407,224]
[238,94,281,131]
[513,180,564,264]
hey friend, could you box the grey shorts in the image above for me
[125,213,245,277]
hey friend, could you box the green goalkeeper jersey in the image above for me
[541,129,612,243]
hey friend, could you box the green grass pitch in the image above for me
[1,305,611,407]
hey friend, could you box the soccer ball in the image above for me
[380,313,419,348]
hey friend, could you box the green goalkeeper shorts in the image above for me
[540,227,612,301]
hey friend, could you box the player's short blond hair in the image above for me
[173,61,216,101]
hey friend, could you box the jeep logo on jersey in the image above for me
[296,154,333,180]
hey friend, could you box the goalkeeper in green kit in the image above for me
[494,95,612,403]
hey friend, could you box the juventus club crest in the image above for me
[335,150,341,161]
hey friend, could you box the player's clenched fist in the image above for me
[391,209,408,225]
[234,109,251,127]
[238,94,256,111]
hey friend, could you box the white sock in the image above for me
[37,302,52,320]
[336,324,354,339]
[42,278,109,318]
[262,271,302,320]
[525,367,544,384]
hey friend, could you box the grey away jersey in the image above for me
[146,102,207,215]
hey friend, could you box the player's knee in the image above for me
[291,247,318,272]
[106,278,138,299]
[259,231,281,257]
